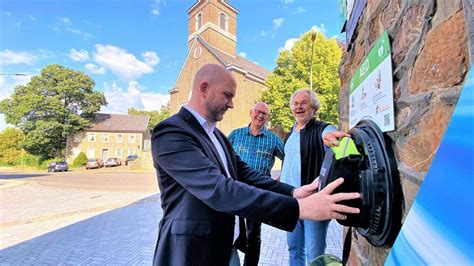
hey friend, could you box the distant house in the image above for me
[65,113,151,163]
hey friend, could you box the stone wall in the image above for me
[338,0,472,264]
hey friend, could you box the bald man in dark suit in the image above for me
[151,63,360,266]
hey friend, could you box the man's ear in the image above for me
[200,81,209,98]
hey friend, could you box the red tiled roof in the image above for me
[87,113,149,133]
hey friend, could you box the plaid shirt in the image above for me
[228,125,284,176]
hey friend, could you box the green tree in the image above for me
[0,128,24,165]
[72,152,88,167]
[128,104,170,131]
[0,128,24,157]
[261,30,342,132]
[0,64,107,158]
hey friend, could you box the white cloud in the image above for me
[0,74,31,98]
[273,18,284,29]
[151,0,167,16]
[278,38,299,52]
[69,48,89,62]
[0,50,38,65]
[101,81,169,114]
[261,17,284,37]
[293,7,306,14]
[281,0,294,4]
[311,24,328,35]
[66,27,93,39]
[0,72,32,131]
[142,51,160,66]
[85,63,106,74]
[277,25,330,53]
[60,17,71,25]
[93,44,155,82]
[28,15,37,22]
[238,52,247,58]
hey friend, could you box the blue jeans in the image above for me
[287,219,329,266]
[229,246,240,266]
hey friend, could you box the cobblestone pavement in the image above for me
[0,176,343,265]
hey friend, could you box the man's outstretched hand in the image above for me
[293,177,319,199]
[323,130,351,147]
[297,178,360,221]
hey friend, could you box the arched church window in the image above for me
[195,13,202,31]
[219,13,228,31]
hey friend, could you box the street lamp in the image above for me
[0,73,27,76]
[309,29,317,91]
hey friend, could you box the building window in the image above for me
[129,134,136,143]
[74,132,82,142]
[87,148,95,159]
[128,148,136,156]
[219,13,228,31]
[102,133,109,143]
[116,133,123,143]
[102,148,109,160]
[115,148,123,158]
[88,133,96,142]
[195,13,202,31]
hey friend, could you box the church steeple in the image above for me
[187,0,238,56]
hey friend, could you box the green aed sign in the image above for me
[349,30,394,132]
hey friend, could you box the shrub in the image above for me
[72,152,88,167]
[12,153,41,167]
[2,148,22,165]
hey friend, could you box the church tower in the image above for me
[169,1,270,135]
[186,0,238,55]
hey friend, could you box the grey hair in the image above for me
[290,88,320,111]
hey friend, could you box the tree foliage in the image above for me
[0,64,107,158]
[261,31,342,132]
[128,104,170,131]
[0,128,24,164]
[72,152,88,167]
[0,128,24,156]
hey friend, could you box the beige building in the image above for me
[65,114,151,163]
[169,0,270,134]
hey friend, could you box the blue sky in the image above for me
[0,0,344,131]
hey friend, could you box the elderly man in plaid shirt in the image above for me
[228,102,285,266]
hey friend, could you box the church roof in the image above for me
[170,36,271,93]
[210,45,271,81]
[87,113,150,133]
[187,0,238,14]
[197,36,271,82]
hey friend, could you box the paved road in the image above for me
[0,170,343,265]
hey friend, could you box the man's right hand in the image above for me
[297,178,360,221]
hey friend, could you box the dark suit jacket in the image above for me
[151,107,299,266]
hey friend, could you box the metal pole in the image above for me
[0,73,27,76]
[310,30,317,91]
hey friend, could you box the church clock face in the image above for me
[193,46,202,59]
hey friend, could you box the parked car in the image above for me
[105,157,121,167]
[47,161,69,172]
[86,158,104,170]
[125,155,138,166]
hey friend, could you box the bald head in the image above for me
[188,64,237,123]
[252,102,269,113]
